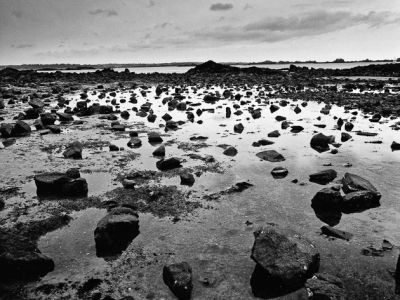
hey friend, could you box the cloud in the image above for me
[11,44,34,49]
[89,9,118,17]
[180,10,400,46]
[210,3,233,11]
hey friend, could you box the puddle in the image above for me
[38,208,108,282]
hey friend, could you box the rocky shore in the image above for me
[0,61,400,299]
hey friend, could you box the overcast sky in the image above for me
[1,0,399,65]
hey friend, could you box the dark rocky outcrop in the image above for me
[311,187,343,209]
[34,170,88,197]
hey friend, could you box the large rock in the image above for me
[271,167,288,179]
[12,120,31,137]
[305,273,346,300]
[251,225,319,296]
[223,146,238,157]
[29,99,45,109]
[94,207,139,257]
[0,229,54,281]
[233,123,244,133]
[156,157,181,171]
[127,137,142,148]
[163,262,193,300]
[256,150,285,162]
[148,132,163,144]
[341,132,352,142]
[63,141,83,159]
[34,171,87,197]
[153,145,165,156]
[310,133,335,153]
[341,190,380,213]
[309,170,337,185]
[0,123,14,138]
[311,187,343,209]
[392,141,400,151]
[341,173,380,195]
[40,113,57,126]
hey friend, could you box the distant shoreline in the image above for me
[1,59,399,71]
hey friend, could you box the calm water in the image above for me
[35,61,399,74]
[36,84,400,298]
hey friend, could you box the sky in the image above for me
[0,0,399,65]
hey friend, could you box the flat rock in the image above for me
[309,169,337,185]
[256,150,285,162]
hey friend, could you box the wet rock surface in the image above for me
[0,62,399,299]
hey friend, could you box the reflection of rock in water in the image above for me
[313,206,342,227]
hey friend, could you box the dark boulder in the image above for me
[163,262,193,300]
[233,123,244,134]
[344,122,354,132]
[0,123,14,138]
[12,121,31,137]
[309,170,337,185]
[153,145,165,156]
[57,112,74,122]
[271,167,288,179]
[311,187,343,209]
[270,104,279,113]
[127,137,142,148]
[40,113,57,126]
[310,133,335,153]
[341,132,352,142]
[34,172,88,197]
[291,126,304,133]
[63,141,83,159]
[341,191,380,213]
[268,130,280,138]
[94,207,139,257]
[156,157,181,171]
[223,146,238,157]
[256,150,285,162]
[391,141,400,151]
[180,173,195,186]
[250,225,319,297]
[341,173,379,195]
[148,132,163,144]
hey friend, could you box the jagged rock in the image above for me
[309,170,337,185]
[57,112,74,122]
[163,262,193,300]
[12,121,31,137]
[391,141,400,151]
[270,104,279,113]
[291,126,304,133]
[94,207,139,257]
